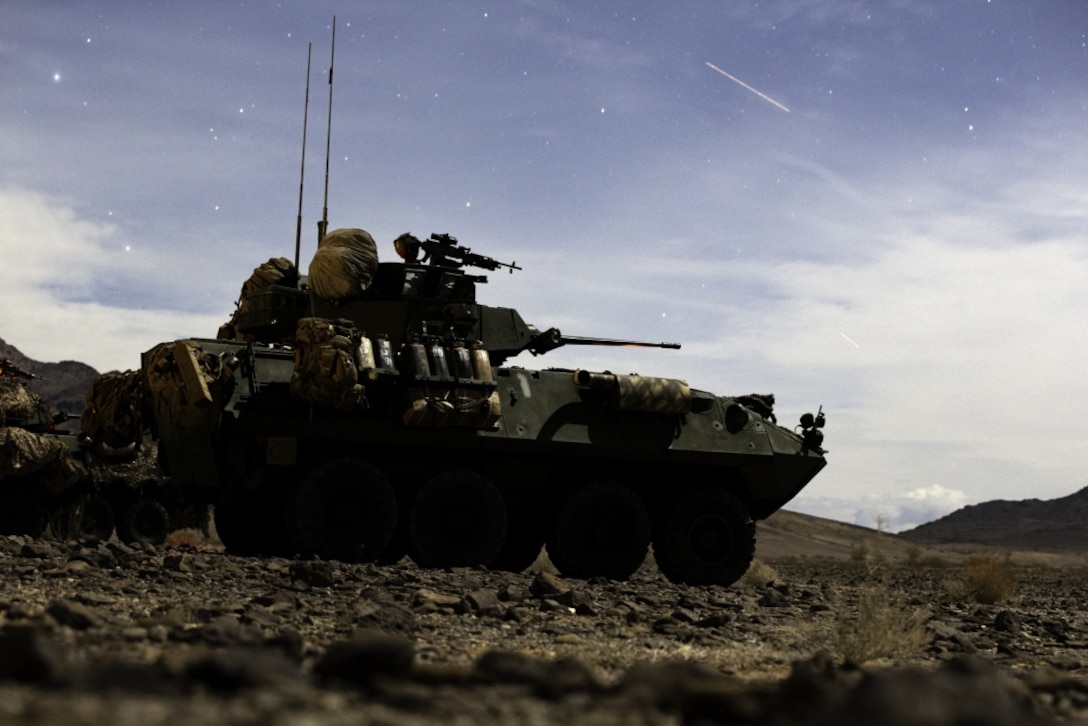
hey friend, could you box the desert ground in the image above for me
[1,511,1087,725]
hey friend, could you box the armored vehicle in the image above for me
[127,229,826,586]
[0,360,89,537]
[0,359,177,544]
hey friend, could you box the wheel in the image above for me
[48,491,113,542]
[546,480,650,580]
[410,470,506,568]
[213,472,292,557]
[78,495,116,541]
[489,490,546,573]
[214,498,290,557]
[47,492,82,541]
[653,487,755,586]
[0,485,46,537]
[287,459,397,563]
[117,496,170,546]
[373,489,415,566]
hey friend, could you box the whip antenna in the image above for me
[318,15,336,243]
[293,42,312,271]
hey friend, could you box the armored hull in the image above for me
[135,231,827,586]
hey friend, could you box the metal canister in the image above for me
[403,339,430,378]
[470,341,493,381]
[375,335,395,371]
[450,341,473,380]
[428,341,451,379]
[356,335,376,371]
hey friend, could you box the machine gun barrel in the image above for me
[395,232,521,273]
[526,328,680,356]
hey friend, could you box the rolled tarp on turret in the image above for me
[308,228,379,301]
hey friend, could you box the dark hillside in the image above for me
[0,337,98,415]
[900,486,1088,550]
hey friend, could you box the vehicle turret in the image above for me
[222,230,679,366]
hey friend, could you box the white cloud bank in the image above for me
[0,188,224,372]
[790,483,971,533]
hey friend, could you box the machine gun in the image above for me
[0,358,39,380]
[526,327,680,356]
[395,233,522,274]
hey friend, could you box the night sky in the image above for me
[3,1,1086,530]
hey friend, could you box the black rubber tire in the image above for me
[489,490,546,573]
[117,496,170,546]
[653,487,755,586]
[78,495,116,541]
[410,470,507,569]
[214,498,290,557]
[47,493,81,541]
[0,485,46,537]
[287,459,397,563]
[546,480,650,580]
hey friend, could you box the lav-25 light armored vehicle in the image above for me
[132,228,826,586]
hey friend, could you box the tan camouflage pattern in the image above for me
[575,370,691,414]
[402,389,501,428]
[219,257,298,342]
[308,228,379,301]
[0,378,46,425]
[290,317,365,412]
[143,341,230,437]
[81,370,144,449]
[615,374,691,414]
[0,426,84,495]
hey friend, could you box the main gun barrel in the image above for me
[562,335,681,349]
[526,327,680,356]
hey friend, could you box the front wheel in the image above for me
[546,480,650,580]
[653,487,755,586]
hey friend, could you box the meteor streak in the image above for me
[705,61,790,113]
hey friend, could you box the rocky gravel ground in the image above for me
[2,533,1088,724]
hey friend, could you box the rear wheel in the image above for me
[117,496,169,546]
[410,470,506,568]
[546,480,650,580]
[653,487,755,586]
[287,459,397,563]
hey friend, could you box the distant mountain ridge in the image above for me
[0,337,98,416]
[900,486,1088,551]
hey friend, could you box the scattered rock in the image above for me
[314,633,415,686]
[46,599,103,630]
[0,542,1082,724]
[0,628,69,683]
[528,571,570,598]
[289,559,337,587]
